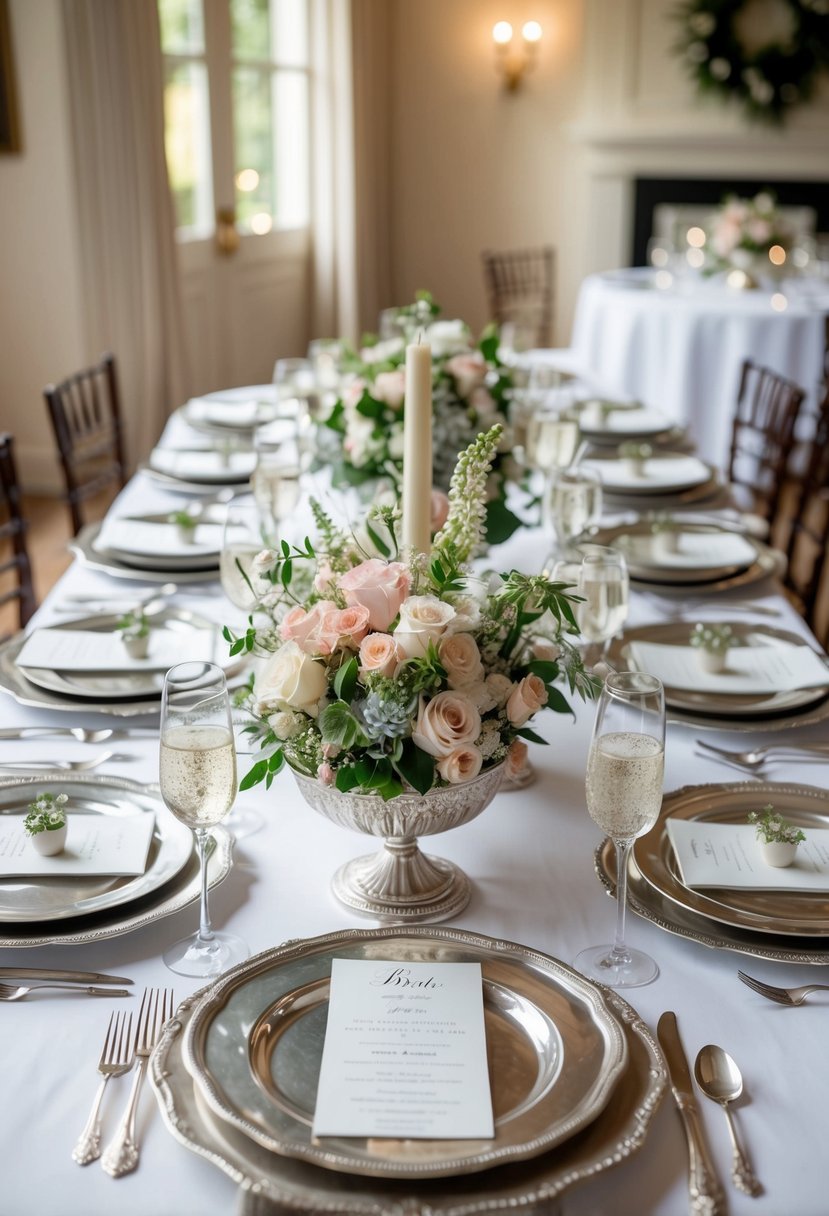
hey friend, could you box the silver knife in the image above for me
[0,728,157,741]
[657,1011,727,1216]
[0,967,133,985]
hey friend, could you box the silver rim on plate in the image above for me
[71,522,220,584]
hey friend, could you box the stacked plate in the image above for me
[611,621,829,731]
[181,386,279,435]
[72,523,219,584]
[0,608,247,716]
[146,443,256,492]
[596,780,829,965]
[90,509,224,577]
[581,452,721,507]
[0,774,232,948]
[575,402,677,446]
[592,521,775,592]
[150,927,666,1211]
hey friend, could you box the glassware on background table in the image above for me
[252,424,302,526]
[578,546,629,662]
[220,496,273,612]
[498,319,537,365]
[307,338,343,391]
[574,671,665,988]
[160,662,249,977]
[544,466,602,555]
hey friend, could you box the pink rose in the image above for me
[437,744,483,784]
[343,378,367,409]
[359,632,399,678]
[430,489,450,534]
[439,633,484,688]
[372,370,406,409]
[506,674,548,727]
[412,691,481,759]
[317,762,335,786]
[340,559,410,631]
[280,600,337,655]
[505,739,529,781]
[445,351,486,398]
[314,559,336,595]
[470,386,497,419]
[320,604,371,651]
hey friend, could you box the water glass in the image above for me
[544,467,602,553]
[220,496,274,612]
[578,546,629,649]
[252,423,302,525]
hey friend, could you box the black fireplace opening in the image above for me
[631,177,829,266]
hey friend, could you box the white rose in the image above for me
[360,337,405,364]
[373,369,406,409]
[486,673,514,708]
[394,596,456,659]
[439,633,484,687]
[255,641,328,718]
[267,710,305,740]
[444,595,482,634]
[251,548,278,579]
[412,691,481,758]
[387,426,406,459]
[437,744,483,784]
[425,319,471,358]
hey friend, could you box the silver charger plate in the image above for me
[0,774,192,923]
[182,928,628,1180]
[635,781,829,937]
[609,622,829,723]
[151,943,666,1214]
[595,828,829,966]
[590,521,760,584]
[18,607,243,701]
[71,522,221,584]
[626,546,778,595]
[0,777,233,948]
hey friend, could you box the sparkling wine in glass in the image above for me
[220,496,273,612]
[160,662,249,977]
[545,467,603,555]
[574,672,665,987]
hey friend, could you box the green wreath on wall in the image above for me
[675,0,829,123]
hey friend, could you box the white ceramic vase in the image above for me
[761,840,799,868]
[32,823,67,856]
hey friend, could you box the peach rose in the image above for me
[313,559,336,596]
[394,596,456,660]
[340,559,411,631]
[506,674,548,727]
[505,739,529,781]
[359,632,399,678]
[255,641,328,717]
[412,691,481,759]
[430,489,450,533]
[437,744,483,784]
[280,600,337,655]
[373,370,406,409]
[317,762,335,785]
[320,605,371,651]
[445,351,486,398]
[439,633,484,688]
[470,385,497,419]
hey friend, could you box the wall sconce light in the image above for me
[492,20,542,91]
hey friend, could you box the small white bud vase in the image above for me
[624,456,647,478]
[761,840,799,868]
[696,648,727,673]
[123,634,149,660]
[32,823,67,856]
[652,529,681,557]
[176,523,196,545]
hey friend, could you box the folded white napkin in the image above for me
[617,530,757,570]
[628,635,829,694]
[94,517,224,559]
[149,447,256,483]
[584,454,710,492]
[17,627,218,672]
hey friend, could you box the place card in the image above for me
[667,819,829,892]
[628,636,829,694]
[312,958,494,1140]
[17,627,216,672]
[0,814,155,878]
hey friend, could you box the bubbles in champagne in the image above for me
[160,724,237,828]
[586,731,664,839]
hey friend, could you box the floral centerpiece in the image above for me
[225,425,596,919]
[704,192,793,283]
[315,294,523,545]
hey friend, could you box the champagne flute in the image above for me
[252,425,301,529]
[220,495,273,612]
[578,546,629,665]
[544,467,602,556]
[160,662,249,977]
[574,672,665,987]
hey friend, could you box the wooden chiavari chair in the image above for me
[0,433,36,635]
[482,246,555,348]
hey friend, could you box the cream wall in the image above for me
[0,0,86,490]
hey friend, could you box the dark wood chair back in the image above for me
[781,382,829,646]
[44,352,126,535]
[482,246,554,348]
[728,360,805,525]
[0,433,36,632]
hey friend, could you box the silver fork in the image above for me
[737,970,829,1006]
[696,739,829,770]
[101,987,174,1177]
[0,752,130,772]
[72,1010,134,1165]
[0,982,130,1001]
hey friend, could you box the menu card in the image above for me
[17,627,215,672]
[312,959,494,1140]
[628,637,829,694]
[0,814,155,877]
[667,818,829,891]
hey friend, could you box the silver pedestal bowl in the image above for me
[292,763,505,923]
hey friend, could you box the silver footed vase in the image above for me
[292,763,505,923]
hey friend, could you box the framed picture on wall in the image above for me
[0,0,21,153]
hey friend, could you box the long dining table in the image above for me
[2,407,829,1216]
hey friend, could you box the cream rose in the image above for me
[444,594,482,634]
[372,369,406,409]
[445,351,486,398]
[506,674,548,727]
[437,744,483,784]
[439,633,484,688]
[359,632,399,678]
[424,319,470,358]
[255,641,328,718]
[412,691,481,758]
[267,710,304,740]
[340,559,411,631]
[505,739,529,781]
[394,596,457,660]
[485,672,514,708]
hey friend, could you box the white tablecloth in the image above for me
[570,270,829,467]
[2,416,828,1215]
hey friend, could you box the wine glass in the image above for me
[252,426,302,527]
[160,662,249,977]
[220,496,274,612]
[544,467,602,556]
[578,546,629,665]
[574,671,665,988]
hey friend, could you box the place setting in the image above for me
[179,384,280,434]
[579,449,722,507]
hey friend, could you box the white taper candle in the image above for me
[402,338,433,554]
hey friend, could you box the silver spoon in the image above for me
[694,1044,762,1197]
[0,752,125,772]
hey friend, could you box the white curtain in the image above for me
[310,0,392,342]
[62,0,191,467]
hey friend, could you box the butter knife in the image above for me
[657,1011,727,1216]
[0,968,133,985]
